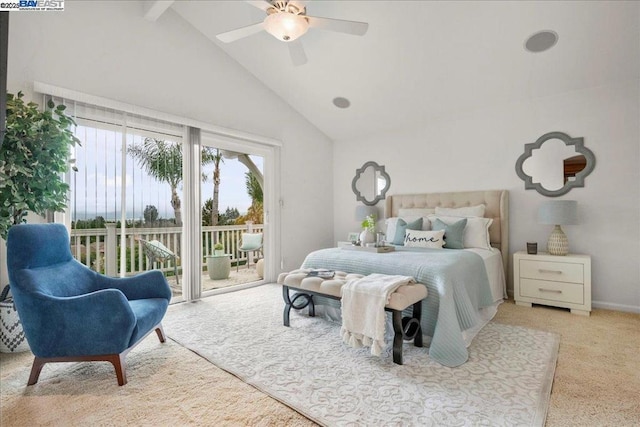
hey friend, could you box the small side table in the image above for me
[513,251,591,316]
[206,254,231,280]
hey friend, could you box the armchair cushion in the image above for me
[128,298,170,346]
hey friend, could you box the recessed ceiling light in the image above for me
[333,97,351,109]
[524,30,558,53]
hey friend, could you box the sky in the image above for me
[69,125,263,222]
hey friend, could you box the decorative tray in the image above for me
[341,245,395,253]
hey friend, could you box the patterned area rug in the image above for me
[164,284,559,427]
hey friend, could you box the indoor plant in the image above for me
[359,214,376,244]
[0,92,79,353]
[0,91,80,240]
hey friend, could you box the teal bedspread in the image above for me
[301,246,494,367]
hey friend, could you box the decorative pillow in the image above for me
[240,233,263,250]
[430,215,493,250]
[385,217,430,243]
[435,204,486,218]
[404,229,445,249]
[392,217,423,245]
[398,208,436,218]
[431,218,466,249]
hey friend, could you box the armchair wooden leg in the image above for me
[155,325,166,343]
[108,354,128,386]
[27,357,46,386]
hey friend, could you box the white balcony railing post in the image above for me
[105,223,117,277]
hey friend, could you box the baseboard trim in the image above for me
[504,293,639,314]
[592,300,640,314]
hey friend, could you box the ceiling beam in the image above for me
[143,1,174,22]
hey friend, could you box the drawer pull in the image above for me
[538,288,562,294]
[538,269,563,275]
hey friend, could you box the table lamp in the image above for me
[538,200,578,256]
[355,205,377,221]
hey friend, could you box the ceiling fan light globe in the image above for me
[264,12,309,42]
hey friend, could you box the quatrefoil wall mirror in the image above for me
[352,161,391,206]
[516,131,596,197]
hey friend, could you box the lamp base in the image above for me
[547,225,569,256]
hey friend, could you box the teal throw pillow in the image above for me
[392,218,423,245]
[432,218,467,249]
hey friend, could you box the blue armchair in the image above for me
[6,224,172,386]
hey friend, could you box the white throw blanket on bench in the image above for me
[340,273,416,357]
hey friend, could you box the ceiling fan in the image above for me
[216,0,369,66]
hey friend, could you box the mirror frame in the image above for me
[351,161,391,206]
[515,131,596,197]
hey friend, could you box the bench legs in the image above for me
[282,285,424,365]
[282,285,315,327]
[391,301,423,365]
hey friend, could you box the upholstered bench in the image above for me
[276,269,428,365]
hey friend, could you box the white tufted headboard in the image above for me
[385,190,509,276]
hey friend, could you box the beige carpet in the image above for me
[1,289,639,426]
[493,300,640,426]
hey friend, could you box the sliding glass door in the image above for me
[67,112,185,299]
[53,94,280,303]
[199,136,268,296]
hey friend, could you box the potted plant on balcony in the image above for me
[213,242,224,256]
[0,92,79,353]
[205,243,230,280]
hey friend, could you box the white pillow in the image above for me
[435,204,486,218]
[428,215,493,250]
[404,229,445,249]
[385,216,431,242]
[398,208,436,217]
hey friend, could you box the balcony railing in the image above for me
[70,223,264,277]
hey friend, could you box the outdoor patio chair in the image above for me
[138,238,180,285]
[6,223,172,386]
[237,232,263,272]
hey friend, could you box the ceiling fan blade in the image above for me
[245,0,273,12]
[288,40,307,66]
[216,22,265,43]
[306,15,369,36]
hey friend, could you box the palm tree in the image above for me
[235,171,263,225]
[245,171,263,204]
[127,138,184,225]
[128,139,217,227]
[203,147,223,227]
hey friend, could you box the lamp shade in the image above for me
[355,205,377,221]
[264,12,309,42]
[538,200,578,225]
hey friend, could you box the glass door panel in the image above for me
[69,122,184,300]
[200,143,265,294]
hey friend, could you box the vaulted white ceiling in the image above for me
[162,1,638,142]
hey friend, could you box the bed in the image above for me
[301,189,509,367]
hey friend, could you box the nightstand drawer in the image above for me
[519,260,584,283]
[519,278,584,305]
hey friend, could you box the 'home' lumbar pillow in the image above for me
[404,230,445,249]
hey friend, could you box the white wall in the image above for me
[333,79,640,313]
[2,1,334,284]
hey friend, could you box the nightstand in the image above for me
[513,251,591,316]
